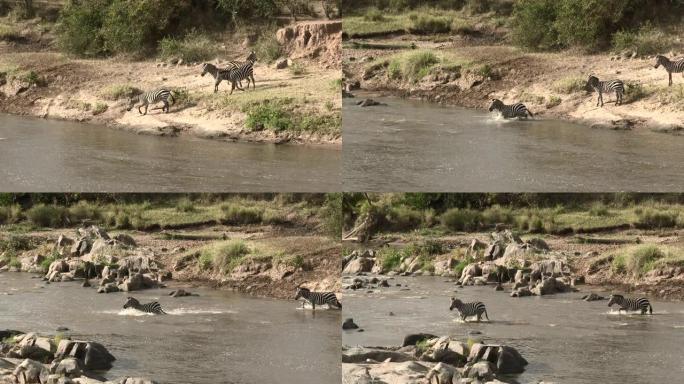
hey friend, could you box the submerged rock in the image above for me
[342,318,359,330]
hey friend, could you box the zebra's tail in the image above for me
[484,309,490,321]
[168,92,176,106]
[649,304,653,314]
[527,109,534,118]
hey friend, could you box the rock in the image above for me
[469,239,487,253]
[402,333,438,347]
[112,378,159,384]
[465,361,495,380]
[13,359,49,384]
[484,243,504,260]
[113,234,136,247]
[169,289,195,297]
[342,347,413,363]
[81,279,91,288]
[510,287,532,297]
[496,345,528,374]
[342,257,374,274]
[53,357,83,378]
[420,336,467,366]
[343,318,359,330]
[275,59,289,69]
[582,293,605,301]
[343,360,429,384]
[531,277,557,296]
[356,98,385,107]
[96,283,119,294]
[425,362,458,384]
[55,340,116,371]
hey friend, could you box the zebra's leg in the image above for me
[484,309,490,321]
[476,313,481,323]
[163,100,169,113]
[138,105,143,115]
[250,74,255,89]
[669,72,673,86]
[143,104,149,116]
[312,302,316,311]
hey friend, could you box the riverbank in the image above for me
[343,26,684,134]
[0,19,342,145]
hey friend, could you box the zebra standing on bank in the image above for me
[127,88,175,115]
[449,298,489,322]
[200,63,245,94]
[586,75,624,107]
[654,55,684,86]
[123,297,167,314]
[295,287,342,310]
[228,51,257,90]
[488,99,533,119]
[607,294,653,315]
[225,51,257,87]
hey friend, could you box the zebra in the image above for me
[200,63,247,94]
[586,75,624,107]
[654,55,684,86]
[225,51,257,87]
[294,287,342,310]
[229,51,257,90]
[488,99,533,119]
[449,297,489,322]
[123,297,167,314]
[126,89,175,115]
[607,294,653,315]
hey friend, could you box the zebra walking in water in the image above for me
[200,63,244,94]
[586,75,624,107]
[654,55,684,86]
[123,297,167,314]
[607,294,653,315]
[449,298,489,322]
[295,287,342,310]
[488,99,533,119]
[127,88,175,115]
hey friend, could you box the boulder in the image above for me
[53,357,82,378]
[97,283,119,294]
[465,361,495,380]
[582,293,605,301]
[496,345,528,374]
[420,336,467,366]
[275,59,289,69]
[510,287,533,297]
[484,243,504,260]
[13,359,49,383]
[342,257,374,274]
[531,277,557,296]
[112,378,158,384]
[342,318,359,330]
[342,347,413,364]
[402,333,437,347]
[55,340,115,371]
[113,234,136,247]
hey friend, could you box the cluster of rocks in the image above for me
[342,275,393,291]
[0,331,157,384]
[342,333,528,384]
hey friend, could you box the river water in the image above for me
[343,95,684,192]
[0,273,341,384]
[0,114,341,192]
[342,275,684,384]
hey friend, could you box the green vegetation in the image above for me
[289,61,306,76]
[159,30,218,62]
[26,204,69,227]
[221,203,264,225]
[546,96,561,108]
[612,23,676,55]
[100,84,142,101]
[92,102,109,115]
[378,247,403,270]
[408,14,452,34]
[0,22,19,40]
[0,204,22,225]
[381,50,469,82]
[199,239,251,273]
[552,77,586,94]
[243,98,340,135]
[611,244,684,276]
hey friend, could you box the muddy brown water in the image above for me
[1,273,341,384]
[342,275,684,384]
[0,114,341,192]
[343,95,684,191]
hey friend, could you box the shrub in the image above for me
[289,61,305,76]
[101,84,142,101]
[623,81,653,104]
[465,0,492,14]
[253,25,282,64]
[387,206,423,231]
[0,204,21,225]
[320,193,342,238]
[243,100,294,132]
[92,102,108,115]
[0,234,33,252]
[409,14,452,34]
[159,30,217,62]
[511,0,559,51]
[56,0,110,57]
[403,51,439,81]
[40,256,56,273]
[612,23,675,56]
[8,257,21,269]
[68,201,102,223]
[378,247,403,271]
[636,208,678,229]
[26,204,68,227]
[201,240,250,273]
[441,208,481,231]
[546,96,561,108]
[363,7,384,21]
[221,203,263,225]
[175,198,196,212]
[612,245,667,276]
[589,202,609,217]
[552,77,586,94]
[114,212,131,229]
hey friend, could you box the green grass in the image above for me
[92,102,108,116]
[0,23,20,40]
[100,84,142,101]
[552,77,586,94]
[159,30,218,62]
[242,98,340,135]
[546,95,561,108]
[200,239,251,273]
[381,50,470,83]
[611,244,684,276]
[221,203,263,225]
[408,14,452,34]
[612,24,676,56]
[377,247,403,271]
[343,8,487,37]
[0,204,22,225]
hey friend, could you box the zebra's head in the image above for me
[654,55,666,69]
[295,287,310,300]
[123,297,140,309]
[607,294,623,307]
[586,75,599,88]
[246,51,257,63]
[201,63,216,77]
[488,99,504,112]
[126,95,140,111]
[449,297,462,311]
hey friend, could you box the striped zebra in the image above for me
[488,99,533,119]
[607,294,653,315]
[200,63,245,94]
[654,55,684,86]
[229,51,257,90]
[225,51,257,87]
[126,89,175,115]
[123,297,167,314]
[449,298,489,322]
[586,76,624,107]
[295,287,342,310]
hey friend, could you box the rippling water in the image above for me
[1,273,341,384]
[342,275,684,384]
[343,95,684,191]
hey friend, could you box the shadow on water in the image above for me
[0,114,340,192]
[343,95,684,191]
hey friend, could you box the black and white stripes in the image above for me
[295,287,342,310]
[607,294,653,315]
[586,75,624,107]
[654,55,684,86]
[123,297,167,314]
[127,88,175,115]
[201,63,245,94]
[449,298,489,322]
[488,99,533,119]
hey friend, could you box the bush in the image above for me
[512,0,559,51]
[159,30,218,62]
[0,204,22,225]
[68,201,102,223]
[26,204,68,227]
[623,81,653,104]
[636,208,678,229]
[612,245,666,275]
[363,7,384,21]
[612,23,675,56]
[101,84,142,101]
[56,0,110,57]
[403,51,439,80]
[253,25,282,64]
[552,77,586,94]
[92,102,108,115]
[441,208,481,231]
[221,203,263,224]
[0,234,33,252]
[546,95,561,108]
[320,193,342,238]
[289,61,306,76]
[589,202,609,217]
[201,240,250,273]
[175,198,196,212]
[378,247,403,271]
[465,0,491,14]
[243,99,294,132]
[387,206,423,231]
[409,14,452,34]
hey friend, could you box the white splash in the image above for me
[165,308,234,315]
[113,308,154,317]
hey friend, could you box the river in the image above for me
[342,275,684,384]
[343,95,684,192]
[0,114,341,192]
[0,272,341,384]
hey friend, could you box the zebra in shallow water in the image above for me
[586,75,624,107]
[201,63,245,94]
[488,99,533,119]
[449,298,489,322]
[126,88,175,115]
[123,297,167,314]
[654,55,684,86]
[607,294,653,315]
[295,287,342,310]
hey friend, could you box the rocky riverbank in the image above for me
[343,36,684,134]
[342,228,684,301]
[0,20,341,145]
[0,330,157,384]
[343,333,527,384]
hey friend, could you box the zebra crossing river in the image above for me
[343,95,684,191]
[342,275,684,384]
[0,114,340,192]
[1,272,341,384]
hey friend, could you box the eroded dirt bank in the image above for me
[344,36,684,133]
[0,20,342,145]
